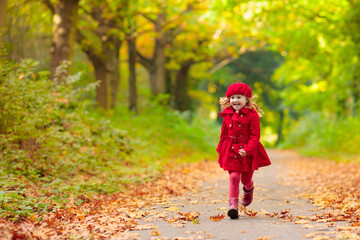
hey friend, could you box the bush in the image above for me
[280,112,360,161]
[0,58,132,220]
[0,56,219,221]
[91,94,220,166]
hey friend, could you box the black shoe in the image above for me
[227,208,239,219]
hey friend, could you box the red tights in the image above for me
[228,171,254,198]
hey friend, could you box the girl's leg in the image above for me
[228,171,241,198]
[240,170,254,207]
[228,171,241,219]
[240,170,254,191]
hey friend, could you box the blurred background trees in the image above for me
[3,0,360,222]
[2,0,360,156]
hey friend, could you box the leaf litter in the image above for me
[280,150,360,239]
[3,150,360,239]
[0,161,221,239]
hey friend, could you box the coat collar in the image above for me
[219,105,253,118]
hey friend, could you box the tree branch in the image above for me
[207,56,237,74]
[140,13,157,24]
[76,28,103,65]
[163,5,192,29]
[136,50,152,70]
[79,5,103,23]
[43,0,54,14]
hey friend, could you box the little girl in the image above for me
[216,82,271,219]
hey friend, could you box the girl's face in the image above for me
[230,94,248,112]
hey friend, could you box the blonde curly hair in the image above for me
[219,95,264,118]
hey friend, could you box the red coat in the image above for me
[216,106,271,172]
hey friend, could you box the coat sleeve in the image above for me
[216,119,228,153]
[243,112,260,155]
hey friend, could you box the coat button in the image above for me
[231,146,234,149]
[240,135,243,137]
[241,115,244,117]
[239,125,241,127]
[240,146,243,149]
[229,124,232,128]
[234,155,237,158]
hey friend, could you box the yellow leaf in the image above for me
[295,220,310,224]
[151,229,161,236]
[165,206,179,212]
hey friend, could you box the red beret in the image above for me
[226,82,252,98]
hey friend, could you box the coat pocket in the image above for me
[232,143,245,156]
[232,143,249,168]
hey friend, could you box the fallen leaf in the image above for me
[209,214,225,222]
[304,232,320,238]
[216,207,228,211]
[165,206,179,212]
[151,229,161,236]
[258,236,276,240]
[133,224,157,230]
[312,236,332,240]
[294,220,310,224]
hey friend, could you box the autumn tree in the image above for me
[167,1,267,112]
[123,2,139,113]
[343,0,360,116]
[44,0,80,80]
[76,1,127,109]
[0,0,8,45]
[136,1,197,96]
[253,0,357,117]
[169,23,215,111]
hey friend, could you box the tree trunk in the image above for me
[137,14,167,96]
[153,38,166,95]
[174,62,192,111]
[165,67,173,106]
[108,36,121,109]
[165,61,172,95]
[50,0,79,80]
[94,62,110,109]
[0,0,8,45]
[148,66,157,95]
[146,39,167,95]
[351,77,360,116]
[82,38,120,109]
[275,109,284,146]
[127,36,137,113]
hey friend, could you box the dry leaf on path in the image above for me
[294,220,310,224]
[209,214,225,222]
[258,236,276,240]
[151,229,161,236]
[301,224,317,229]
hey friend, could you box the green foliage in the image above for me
[0,57,219,221]
[280,112,360,161]
[92,92,219,167]
[0,58,133,221]
[246,0,360,156]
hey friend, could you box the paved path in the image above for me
[131,150,339,240]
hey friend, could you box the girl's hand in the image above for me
[239,149,247,157]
